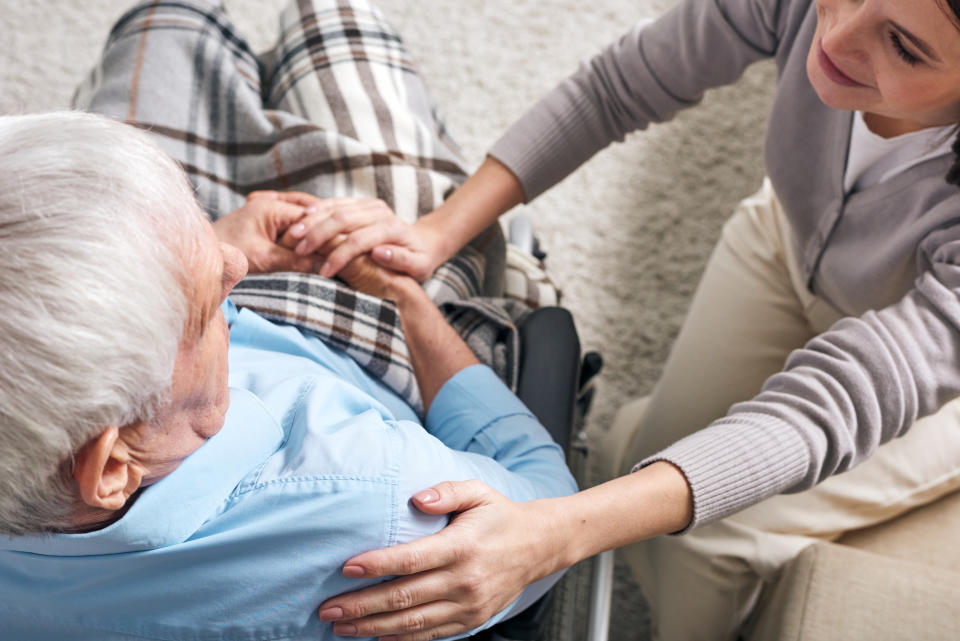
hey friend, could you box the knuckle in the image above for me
[353,620,377,636]
[461,605,482,626]
[402,612,427,631]
[388,586,415,610]
[434,480,457,496]
[459,570,485,598]
[464,479,487,495]
[400,549,426,574]
[349,600,367,619]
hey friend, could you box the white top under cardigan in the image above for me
[845,111,954,193]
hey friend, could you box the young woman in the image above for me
[299,1,960,639]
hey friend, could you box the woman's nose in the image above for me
[821,1,873,61]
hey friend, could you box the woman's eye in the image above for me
[889,32,920,66]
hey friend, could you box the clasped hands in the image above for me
[211,190,445,292]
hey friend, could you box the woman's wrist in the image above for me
[542,462,694,568]
[421,156,525,266]
[412,210,459,271]
[540,496,587,573]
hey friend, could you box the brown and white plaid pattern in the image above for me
[74,0,556,413]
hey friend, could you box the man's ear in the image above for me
[73,426,143,511]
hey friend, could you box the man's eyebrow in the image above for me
[892,21,943,62]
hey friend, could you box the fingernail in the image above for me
[305,205,318,214]
[319,262,333,278]
[342,564,365,578]
[374,247,393,263]
[413,489,439,504]
[318,607,343,621]
[332,623,357,636]
[296,240,308,254]
[290,223,306,237]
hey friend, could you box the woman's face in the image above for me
[807,0,960,134]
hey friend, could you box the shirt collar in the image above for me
[2,388,281,555]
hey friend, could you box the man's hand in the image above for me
[212,191,317,274]
[316,480,566,641]
[337,253,414,302]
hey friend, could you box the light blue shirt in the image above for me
[0,301,577,640]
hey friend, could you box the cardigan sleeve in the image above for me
[641,216,960,530]
[489,0,795,201]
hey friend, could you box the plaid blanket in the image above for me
[74,0,556,414]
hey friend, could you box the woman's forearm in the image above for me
[420,155,525,263]
[545,461,693,570]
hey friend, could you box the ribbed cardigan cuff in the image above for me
[634,413,811,533]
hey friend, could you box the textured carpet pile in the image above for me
[1,2,776,638]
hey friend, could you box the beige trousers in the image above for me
[599,179,960,641]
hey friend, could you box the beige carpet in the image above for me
[1,1,776,638]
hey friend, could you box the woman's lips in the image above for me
[817,40,868,88]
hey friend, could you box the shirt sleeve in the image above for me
[489,0,788,201]
[391,364,578,637]
[423,364,577,500]
[640,226,960,530]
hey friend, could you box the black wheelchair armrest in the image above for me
[516,306,581,455]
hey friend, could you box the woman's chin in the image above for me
[807,66,861,112]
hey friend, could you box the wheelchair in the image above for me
[467,216,613,641]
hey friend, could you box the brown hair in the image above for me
[943,0,960,185]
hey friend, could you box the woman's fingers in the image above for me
[316,218,410,277]
[376,622,475,641]
[242,193,445,281]
[315,481,531,639]
[329,596,477,640]
[277,199,398,257]
[345,528,466,584]
[294,207,392,255]
[320,571,463,625]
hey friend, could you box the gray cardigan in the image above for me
[490,0,960,528]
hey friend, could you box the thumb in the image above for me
[371,244,434,281]
[410,479,494,514]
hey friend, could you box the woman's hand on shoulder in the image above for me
[316,480,568,641]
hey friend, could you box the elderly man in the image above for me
[0,111,575,640]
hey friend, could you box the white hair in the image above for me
[0,111,207,535]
